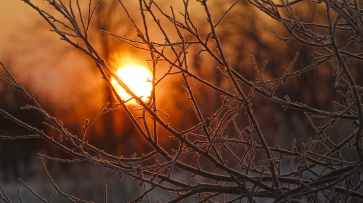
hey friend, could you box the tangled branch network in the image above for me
[1,0,363,202]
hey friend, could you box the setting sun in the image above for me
[111,65,152,104]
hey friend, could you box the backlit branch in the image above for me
[1,0,363,202]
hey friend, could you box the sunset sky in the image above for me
[0,1,34,50]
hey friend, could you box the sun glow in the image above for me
[111,65,152,104]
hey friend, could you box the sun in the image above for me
[111,65,153,104]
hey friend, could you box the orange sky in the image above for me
[0,1,105,128]
[0,1,34,49]
[0,0,281,134]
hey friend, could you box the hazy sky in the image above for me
[0,1,105,126]
[0,1,35,48]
